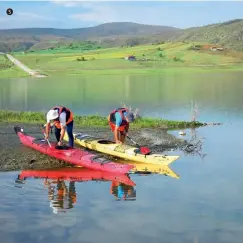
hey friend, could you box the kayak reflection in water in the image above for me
[15,167,136,214]
[110,181,136,201]
[44,179,77,214]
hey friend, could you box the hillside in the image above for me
[172,19,243,51]
[0,22,180,52]
[0,19,243,53]
[2,41,243,79]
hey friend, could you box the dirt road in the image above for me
[2,52,47,78]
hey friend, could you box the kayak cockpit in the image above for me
[55,145,72,150]
[97,140,115,144]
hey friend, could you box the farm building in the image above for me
[125,55,136,61]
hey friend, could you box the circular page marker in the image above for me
[6,8,13,15]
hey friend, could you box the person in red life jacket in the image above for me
[45,106,74,147]
[108,108,135,144]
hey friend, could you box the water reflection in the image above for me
[110,181,136,201]
[15,162,178,213]
[169,127,207,160]
[118,160,180,179]
[1,72,243,119]
[45,180,77,214]
[15,167,137,213]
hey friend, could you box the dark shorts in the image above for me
[54,121,74,147]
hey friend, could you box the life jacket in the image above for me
[52,106,73,129]
[108,108,129,127]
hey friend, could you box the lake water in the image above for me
[1,71,243,122]
[1,71,243,242]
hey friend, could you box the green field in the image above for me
[2,42,243,78]
[0,55,5,69]
[0,55,28,78]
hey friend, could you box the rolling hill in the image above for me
[0,19,242,52]
[0,22,180,52]
[171,19,243,51]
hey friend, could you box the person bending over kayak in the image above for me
[45,106,74,148]
[108,108,135,144]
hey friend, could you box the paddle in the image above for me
[40,123,54,147]
[42,124,67,149]
[41,126,52,148]
[43,132,52,147]
[126,135,151,155]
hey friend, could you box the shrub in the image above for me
[77,57,86,61]
[173,57,180,61]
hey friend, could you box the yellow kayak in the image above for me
[64,132,180,166]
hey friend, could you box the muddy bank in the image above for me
[0,122,188,171]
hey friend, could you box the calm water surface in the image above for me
[1,72,243,242]
[1,71,243,121]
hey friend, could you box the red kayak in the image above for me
[14,126,134,174]
[18,167,136,186]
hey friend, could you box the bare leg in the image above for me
[120,132,125,143]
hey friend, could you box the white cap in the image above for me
[46,109,59,122]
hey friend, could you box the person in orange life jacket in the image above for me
[45,106,74,147]
[108,108,135,144]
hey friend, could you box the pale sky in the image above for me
[0,1,242,29]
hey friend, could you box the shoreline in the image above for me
[1,63,243,79]
[0,122,187,172]
[0,52,47,78]
[0,110,208,129]
[45,64,243,75]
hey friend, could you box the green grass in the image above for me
[0,110,205,129]
[0,55,28,78]
[13,42,243,76]
[26,42,103,54]
[2,41,243,78]
[0,68,29,78]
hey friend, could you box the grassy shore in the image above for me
[2,42,240,78]
[0,110,205,129]
[0,55,28,78]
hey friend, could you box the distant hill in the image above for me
[0,19,243,52]
[0,22,180,52]
[172,19,243,51]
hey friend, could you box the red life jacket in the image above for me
[109,108,129,126]
[52,106,73,129]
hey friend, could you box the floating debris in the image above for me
[179,131,186,136]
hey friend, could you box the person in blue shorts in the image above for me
[108,108,135,144]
